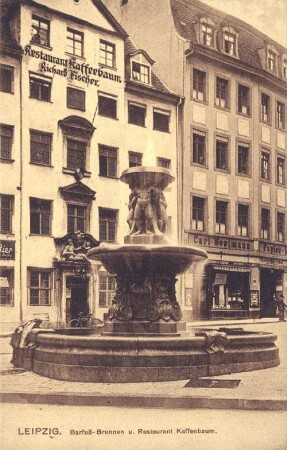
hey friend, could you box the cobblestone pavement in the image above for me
[0,322,286,403]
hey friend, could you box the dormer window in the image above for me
[201,23,213,47]
[131,61,150,84]
[283,59,287,79]
[224,31,236,56]
[267,50,277,72]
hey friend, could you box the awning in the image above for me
[214,273,227,285]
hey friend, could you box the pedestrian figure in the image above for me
[276,294,287,322]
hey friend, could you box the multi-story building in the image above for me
[0,0,180,331]
[104,0,287,320]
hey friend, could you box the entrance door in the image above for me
[260,269,276,317]
[66,277,89,324]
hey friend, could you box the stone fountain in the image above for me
[27,166,279,383]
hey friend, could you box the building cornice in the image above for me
[125,81,182,105]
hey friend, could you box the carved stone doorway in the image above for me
[66,277,89,324]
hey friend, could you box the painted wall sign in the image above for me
[0,240,15,260]
[24,45,122,87]
[213,266,250,273]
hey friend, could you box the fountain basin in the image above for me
[29,330,279,383]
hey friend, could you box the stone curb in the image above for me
[0,392,286,411]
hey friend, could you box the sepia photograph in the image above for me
[0,0,286,449]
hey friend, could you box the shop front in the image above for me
[207,264,254,319]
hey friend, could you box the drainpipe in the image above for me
[19,56,23,322]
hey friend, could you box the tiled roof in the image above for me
[124,37,180,97]
[170,0,286,76]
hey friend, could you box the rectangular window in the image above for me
[0,65,14,93]
[131,61,150,84]
[67,139,87,171]
[31,15,50,46]
[99,272,116,307]
[201,23,213,46]
[30,198,51,235]
[0,194,13,233]
[192,131,206,165]
[30,74,51,101]
[30,130,52,166]
[67,28,83,57]
[238,84,250,115]
[238,142,250,175]
[99,145,117,177]
[192,69,206,101]
[216,137,228,170]
[283,60,287,79]
[67,87,85,111]
[277,156,285,185]
[128,102,146,127]
[99,40,115,68]
[98,93,117,119]
[0,268,14,306]
[0,125,13,160]
[276,101,285,129]
[261,150,270,180]
[238,204,249,236]
[129,152,142,167]
[216,201,228,234]
[261,208,270,240]
[216,77,228,108]
[277,212,285,242]
[261,93,270,123]
[224,32,236,56]
[99,208,117,242]
[192,196,205,231]
[67,204,87,233]
[267,50,276,72]
[153,109,170,132]
[28,270,51,306]
[157,157,171,169]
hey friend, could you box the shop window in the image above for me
[157,157,171,169]
[131,61,150,84]
[67,28,83,57]
[30,74,51,101]
[30,130,52,166]
[200,23,213,47]
[277,212,285,242]
[0,268,14,306]
[238,84,250,115]
[128,102,146,127]
[0,125,13,160]
[67,87,85,111]
[238,204,249,237]
[67,204,87,233]
[215,137,228,171]
[98,93,117,119]
[129,151,142,167]
[223,31,237,56]
[99,271,116,307]
[99,145,117,178]
[216,201,228,234]
[0,65,14,93]
[192,69,206,101]
[216,77,228,108]
[276,156,285,185]
[260,93,270,123]
[67,138,87,171]
[31,15,50,46]
[99,40,115,68]
[237,142,250,175]
[212,271,248,310]
[276,101,285,129]
[153,109,170,132]
[28,269,51,306]
[30,197,51,236]
[261,150,270,181]
[99,208,117,242]
[192,131,206,165]
[191,196,205,231]
[261,208,270,240]
[0,194,13,233]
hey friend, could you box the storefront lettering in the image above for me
[0,240,15,260]
[24,45,122,86]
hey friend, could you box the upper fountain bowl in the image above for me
[120,166,175,190]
